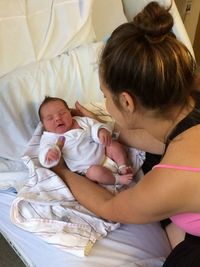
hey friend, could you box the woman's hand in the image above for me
[71,101,106,123]
[70,101,98,120]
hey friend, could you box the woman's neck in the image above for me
[139,101,195,144]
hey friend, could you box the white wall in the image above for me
[184,0,200,44]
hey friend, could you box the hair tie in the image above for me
[144,34,166,44]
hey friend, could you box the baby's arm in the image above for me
[80,116,113,144]
[39,134,62,168]
[98,128,112,146]
[39,144,61,168]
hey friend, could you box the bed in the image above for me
[0,0,194,266]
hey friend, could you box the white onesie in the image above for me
[39,116,113,173]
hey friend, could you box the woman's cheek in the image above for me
[105,100,111,115]
[107,105,117,122]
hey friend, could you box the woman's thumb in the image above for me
[75,101,87,114]
[56,136,65,149]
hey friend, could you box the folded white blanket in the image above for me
[10,121,145,257]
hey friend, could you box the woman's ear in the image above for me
[119,92,135,113]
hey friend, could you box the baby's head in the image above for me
[39,96,73,134]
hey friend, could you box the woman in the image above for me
[54,2,200,266]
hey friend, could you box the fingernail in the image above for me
[59,136,65,142]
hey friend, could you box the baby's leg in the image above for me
[86,165,115,184]
[106,141,133,174]
[106,140,128,164]
[86,165,132,185]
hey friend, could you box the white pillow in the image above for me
[0,0,95,77]
[0,0,129,77]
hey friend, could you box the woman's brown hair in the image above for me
[99,1,196,117]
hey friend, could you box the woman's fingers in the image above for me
[56,136,65,150]
[75,101,95,118]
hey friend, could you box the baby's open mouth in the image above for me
[57,123,64,128]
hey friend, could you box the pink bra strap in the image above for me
[153,164,200,172]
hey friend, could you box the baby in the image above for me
[38,96,133,185]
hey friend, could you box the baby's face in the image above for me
[41,100,73,134]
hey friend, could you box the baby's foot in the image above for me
[115,173,133,185]
[118,165,134,175]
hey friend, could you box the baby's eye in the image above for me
[59,111,67,116]
[46,116,53,121]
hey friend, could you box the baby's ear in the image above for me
[56,136,65,150]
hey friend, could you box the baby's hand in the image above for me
[98,128,112,146]
[46,148,60,164]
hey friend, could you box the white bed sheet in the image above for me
[0,189,171,267]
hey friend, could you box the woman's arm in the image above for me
[52,129,174,224]
[52,160,186,224]
[53,124,200,226]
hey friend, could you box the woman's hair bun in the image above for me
[133,1,173,42]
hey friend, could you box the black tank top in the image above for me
[142,92,200,174]
[165,92,200,150]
